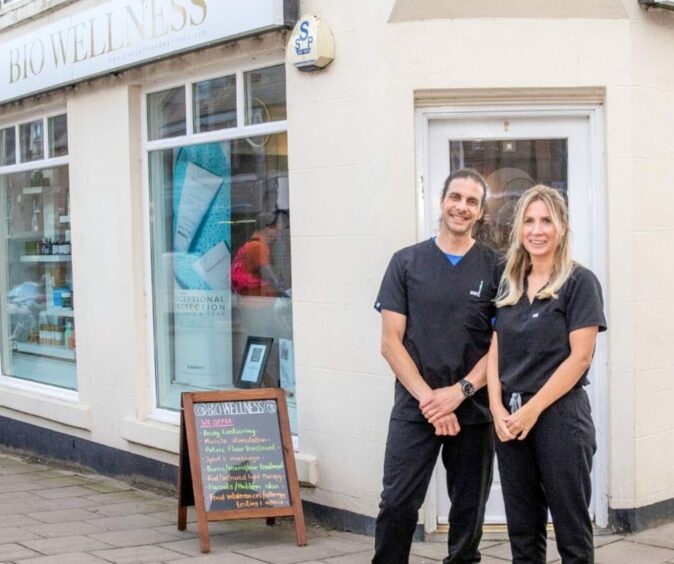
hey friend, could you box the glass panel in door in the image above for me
[449,139,568,253]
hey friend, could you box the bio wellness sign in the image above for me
[2,0,290,104]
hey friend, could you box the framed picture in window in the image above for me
[235,336,273,388]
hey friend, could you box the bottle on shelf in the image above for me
[31,197,39,233]
[64,321,73,350]
[38,312,47,345]
[69,326,76,351]
[55,322,64,347]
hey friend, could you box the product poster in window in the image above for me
[172,143,232,389]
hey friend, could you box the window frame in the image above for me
[141,55,289,426]
[0,0,25,10]
[0,106,76,402]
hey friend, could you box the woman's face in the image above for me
[520,199,561,261]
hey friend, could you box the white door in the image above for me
[420,109,607,527]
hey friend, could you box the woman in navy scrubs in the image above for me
[487,185,607,564]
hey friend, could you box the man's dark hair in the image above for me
[441,168,488,209]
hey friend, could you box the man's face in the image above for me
[440,177,484,236]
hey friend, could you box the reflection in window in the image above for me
[148,133,295,431]
[48,115,68,158]
[245,65,287,125]
[20,120,43,162]
[450,139,568,252]
[0,165,77,390]
[193,75,237,133]
[0,127,15,166]
[147,87,187,140]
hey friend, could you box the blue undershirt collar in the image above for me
[433,237,464,265]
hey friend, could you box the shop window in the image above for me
[19,120,44,162]
[48,115,68,158]
[146,64,295,432]
[0,127,15,166]
[193,75,237,133]
[245,64,287,125]
[147,87,187,140]
[0,113,76,390]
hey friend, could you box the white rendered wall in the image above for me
[624,4,674,510]
[289,0,674,519]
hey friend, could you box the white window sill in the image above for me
[0,376,90,429]
[121,415,180,454]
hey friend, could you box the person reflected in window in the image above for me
[486,185,607,564]
[231,212,285,297]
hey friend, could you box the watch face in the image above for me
[462,380,475,397]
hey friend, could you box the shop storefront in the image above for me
[0,0,672,537]
[0,0,300,480]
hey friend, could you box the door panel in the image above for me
[426,115,594,525]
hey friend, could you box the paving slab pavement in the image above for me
[0,452,671,563]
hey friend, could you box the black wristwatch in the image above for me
[459,378,475,398]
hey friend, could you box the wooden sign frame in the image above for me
[178,388,306,553]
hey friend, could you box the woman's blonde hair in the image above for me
[495,184,575,307]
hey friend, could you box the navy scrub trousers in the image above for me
[496,388,596,564]
[373,418,495,564]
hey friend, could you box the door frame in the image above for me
[414,104,608,531]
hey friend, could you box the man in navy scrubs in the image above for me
[373,169,502,564]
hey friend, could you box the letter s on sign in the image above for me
[189,0,207,26]
[299,20,309,40]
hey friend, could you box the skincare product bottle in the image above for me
[38,312,47,344]
[31,197,39,232]
[64,321,73,350]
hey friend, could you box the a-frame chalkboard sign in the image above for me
[178,389,307,553]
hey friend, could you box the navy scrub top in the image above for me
[375,239,503,424]
[495,264,607,395]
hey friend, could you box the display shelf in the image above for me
[45,307,74,318]
[20,255,71,263]
[6,232,41,240]
[16,342,75,360]
[19,185,61,192]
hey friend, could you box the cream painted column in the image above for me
[67,80,163,460]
